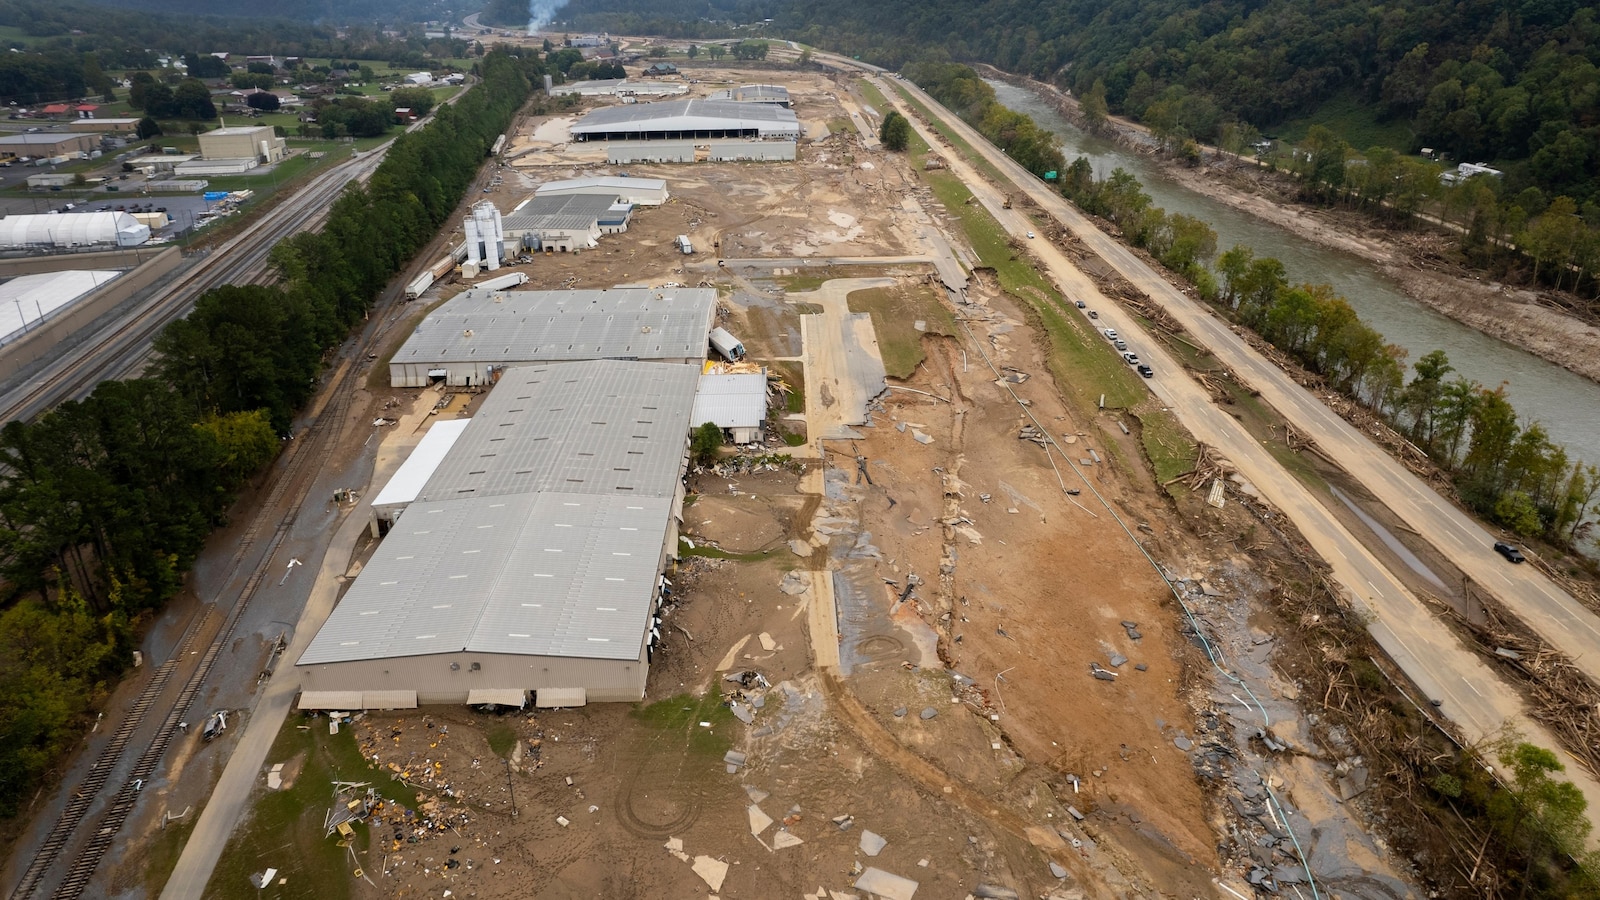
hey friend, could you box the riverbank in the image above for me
[983,68,1600,387]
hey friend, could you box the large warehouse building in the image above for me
[570,98,800,143]
[0,212,150,250]
[388,286,716,387]
[296,360,701,708]
[535,175,669,206]
[502,193,632,252]
[0,132,100,157]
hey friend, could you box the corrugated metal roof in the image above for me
[535,175,667,196]
[502,193,616,233]
[419,360,698,502]
[570,98,800,138]
[394,287,714,366]
[0,270,121,343]
[692,373,768,429]
[371,418,471,510]
[296,491,672,664]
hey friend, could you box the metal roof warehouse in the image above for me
[296,360,701,709]
[569,98,801,142]
[388,286,716,388]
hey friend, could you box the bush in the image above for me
[691,422,723,466]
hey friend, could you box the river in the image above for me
[988,79,1600,457]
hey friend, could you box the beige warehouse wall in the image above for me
[0,247,183,383]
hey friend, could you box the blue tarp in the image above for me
[203,191,228,201]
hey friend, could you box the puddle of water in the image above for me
[1329,486,1450,594]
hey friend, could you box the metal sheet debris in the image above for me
[773,831,804,849]
[859,829,888,856]
[693,856,729,892]
[853,866,918,900]
[749,804,774,835]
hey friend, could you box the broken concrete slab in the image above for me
[853,867,918,900]
[724,749,748,770]
[773,831,805,849]
[789,539,814,558]
[779,570,811,595]
[745,786,770,804]
[859,829,888,856]
[892,707,907,718]
[912,431,934,445]
[731,703,755,724]
[693,856,729,892]
[1108,653,1128,667]
[1049,861,1068,879]
[748,797,774,832]
[759,632,777,652]
[919,707,938,720]
[1174,736,1193,751]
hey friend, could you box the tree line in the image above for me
[0,47,542,821]
[912,60,1600,550]
[1274,125,1600,307]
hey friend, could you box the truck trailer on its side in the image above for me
[709,327,745,361]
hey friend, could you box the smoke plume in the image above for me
[527,0,569,35]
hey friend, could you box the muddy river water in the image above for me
[988,79,1600,457]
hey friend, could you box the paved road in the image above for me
[794,277,890,442]
[869,74,1600,819]
[157,472,377,900]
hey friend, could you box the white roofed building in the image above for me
[535,175,668,206]
[692,372,768,444]
[296,360,700,708]
[570,98,801,142]
[388,286,716,387]
[0,213,150,250]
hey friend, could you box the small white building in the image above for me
[464,201,504,271]
[371,418,471,526]
[692,372,768,444]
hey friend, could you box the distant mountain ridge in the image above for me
[64,0,456,24]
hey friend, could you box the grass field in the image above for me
[205,716,411,900]
[847,284,956,379]
[632,688,736,758]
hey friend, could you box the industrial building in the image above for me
[550,79,687,99]
[190,124,287,171]
[464,201,505,271]
[296,359,701,708]
[535,175,668,206]
[0,270,122,344]
[0,132,100,157]
[0,213,150,251]
[501,193,632,252]
[570,99,801,143]
[692,371,769,444]
[387,286,716,387]
[370,417,471,526]
[707,84,792,107]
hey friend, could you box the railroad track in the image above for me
[4,153,385,900]
[1,149,382,423]
[46,360,364,899]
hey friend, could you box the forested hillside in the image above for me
[480,0,780,37]
[777,0,1599,205]
[64,0,455,24]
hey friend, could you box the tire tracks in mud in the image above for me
[816,670,1150,897]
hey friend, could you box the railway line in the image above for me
[3,147,386,900]
[0,147,383,424]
